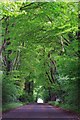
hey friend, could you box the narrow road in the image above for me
[2,104,79,120]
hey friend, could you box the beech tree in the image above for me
[0,1,79,112]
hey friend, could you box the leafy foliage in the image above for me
[0,1,79,112]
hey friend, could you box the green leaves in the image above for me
[0,2,22,17]
[1,2,79,111]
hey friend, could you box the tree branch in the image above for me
[0,40,6,55]
[46,71,53,83]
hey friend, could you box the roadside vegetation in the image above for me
[2,102,23,112]
[0,1,79,113]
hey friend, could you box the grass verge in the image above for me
[48,101,80,114]
[2,102,23,113]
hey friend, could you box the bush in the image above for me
[19,92,34,103]
[48,101,60,106]
[2,76,18,103]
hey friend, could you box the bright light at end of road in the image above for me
[37,98,44,103]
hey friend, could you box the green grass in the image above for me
[60,104,80,114]
[48,101,80,114]
[2,102,23,112]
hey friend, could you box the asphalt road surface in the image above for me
[2,104,80,120]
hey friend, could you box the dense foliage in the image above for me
[0,1,79,112]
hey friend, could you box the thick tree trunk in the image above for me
[2,17,12,73]
[48,50,56,83]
